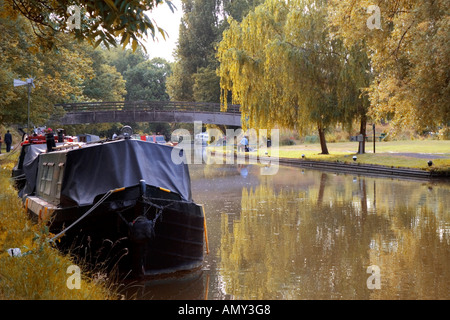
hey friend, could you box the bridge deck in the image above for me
[53,101,242,126]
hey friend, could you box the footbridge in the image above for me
[53,101,242,126]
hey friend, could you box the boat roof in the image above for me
[20,139,192,205]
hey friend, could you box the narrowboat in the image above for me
[14,133,207,277]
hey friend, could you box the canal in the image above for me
[125,162,450,300]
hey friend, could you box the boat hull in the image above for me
[132,199,205,276]
[26,185,206,277]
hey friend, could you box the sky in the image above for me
[144,0,183,62]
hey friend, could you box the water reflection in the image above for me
[127,164,450,300]
[121,270,207,300]
[217,167,449,299]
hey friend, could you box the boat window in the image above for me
[56,163,65,199]
[40,163,54,196]
[39,166,49,194]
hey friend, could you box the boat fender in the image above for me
[129,215,156,243]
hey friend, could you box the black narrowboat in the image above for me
[14,135,207,277]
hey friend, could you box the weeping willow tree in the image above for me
[337,42,373,153]
[217,0,372,154]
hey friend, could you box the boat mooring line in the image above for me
[49,187,125,244]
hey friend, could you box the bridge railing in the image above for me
[56,101,241,114]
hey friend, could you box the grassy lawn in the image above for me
[278,140,450,154]
[279,140,450,171]
[210,140,450,172]
[275,140,450,171]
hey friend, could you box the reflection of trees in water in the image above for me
[219,174,450,299]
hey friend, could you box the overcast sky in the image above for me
[145,0,183,62]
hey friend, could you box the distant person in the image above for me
[0,133,2,154]
[239,136,249,152]
[45,128,56,152]
[4,130,12,152]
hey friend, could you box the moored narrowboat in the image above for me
[15,134,206,277]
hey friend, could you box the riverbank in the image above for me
[275,140,450,177]
[210,140,450,178]
[0,152,116,299]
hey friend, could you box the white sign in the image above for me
[14,78,35,88]
[13,79,27,87]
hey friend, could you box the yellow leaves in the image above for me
[27,45,39,55]
[219,0,448,136]
[329,0,450,130]
[131,39,138,52]
[122,33,131,49]
[0,0,17,19]
[0,231,7,251]
[219,0,334,132]
[0,15,96,124]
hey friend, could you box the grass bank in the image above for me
[275,140,450,173]
[0,152,116,300]
[210,140,450,174]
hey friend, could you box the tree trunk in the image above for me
[358,114,367,154]
[317,173,328,205]
[318,126,329,154]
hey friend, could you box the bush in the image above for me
[304,135,319,144]
[280,137,296,146]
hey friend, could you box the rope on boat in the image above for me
[49,187,125,244]
[117,197,174,243]
[11,173,26,180]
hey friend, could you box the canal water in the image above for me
[125,162,450,300]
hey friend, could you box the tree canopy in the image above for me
[81,47,127,101]
[0,12,172,130]
[124,57,172,101]
[166,0,220,101]
[217,0,372,154]
[1,0,174,51]
[328,0,450,133]
[0,14,93,126]
[2,0,447,142]
[166,0,264,102]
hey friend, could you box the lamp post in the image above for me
[14,77,35,136]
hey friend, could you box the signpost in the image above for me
[14,78,35,136]
[357,134,364,154]
[373,123,376,153]
[350,134,365,154]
